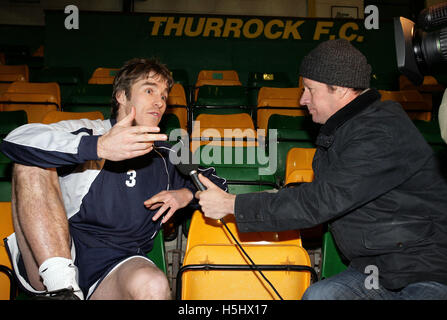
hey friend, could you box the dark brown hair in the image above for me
[111,58,174,118]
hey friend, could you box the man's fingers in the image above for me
[129,126,161,134]
[137,133,168,142]
[152,203,170,221]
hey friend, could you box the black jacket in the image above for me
[235,89,447,289]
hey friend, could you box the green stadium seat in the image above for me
[65,84,112,106]
[193,85,251,119]
[146,230,167,274]
[0,110,28,136]
[320,230,348,280]
[0,180,11,202]
[33,67,83,104]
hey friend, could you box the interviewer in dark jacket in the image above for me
[196,39,447,300]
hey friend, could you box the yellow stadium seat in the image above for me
[1,105,57,123]
[256,87,308,131]
[88,67,119,84]
[379,89,432,121]
[4,82,61,107]
[190,113,257,153]
[41,110,104,124]
[0,201,15,300]
[0,82,61,123]
[0,65,29,82]
[166,83,188,130]
[284,148,316,186]
[178,211,315,300]
[0,83,11,96]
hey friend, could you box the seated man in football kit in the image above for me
[1,58,227,300]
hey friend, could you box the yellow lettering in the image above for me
[264,19,284,39]
[149,16,167,36]
[203,18,224,37]
[164,17,186,36]
[222,18,243,38]
[339,22,358,41]
[282,20,304,39]
[313,21,333,40]
[242,19,264,39]
[184,17,205,37]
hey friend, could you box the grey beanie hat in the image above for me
[299,39,371,89]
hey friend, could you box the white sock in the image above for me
[38,257,84,300]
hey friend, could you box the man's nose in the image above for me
[153,96,164,108]
[299,91,309,105]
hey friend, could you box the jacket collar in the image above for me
[316,88,381,149]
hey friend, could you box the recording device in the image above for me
[394,2,447,85]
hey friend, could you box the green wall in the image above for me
[43,10,401,90]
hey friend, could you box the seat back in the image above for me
[257,87,306,130]
[190,113,257,153]
[379,89,432,121]
[41,110,104,124]
[247,72,292,106]
[166,83,188,130]
[0,82,61,123]
[284,148,317,186]
[194,70,242,101]
[88,67,119,84]
[179,211,313,300]
[0,65,29,82]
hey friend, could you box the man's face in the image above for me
[299,77,339,124]
[118,71,169,127]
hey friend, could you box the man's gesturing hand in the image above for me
[144,188,193,224]
[97,107,167,161]
[195,174,236,220]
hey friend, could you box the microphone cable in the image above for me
[218,217,284,300]
[179,166,284,300]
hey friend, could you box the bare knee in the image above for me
[127,265,171,300]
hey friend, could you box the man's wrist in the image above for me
[226,193,236,215]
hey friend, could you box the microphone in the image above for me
[176,163,206,191]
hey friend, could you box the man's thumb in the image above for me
[198,173,216,189]
[118,106,136,126]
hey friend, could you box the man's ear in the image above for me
[336,86,349,98]
[116,90,127,106]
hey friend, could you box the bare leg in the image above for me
[11,164,71,291]
[90,257,171,300]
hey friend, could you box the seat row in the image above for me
[2,143,344,300]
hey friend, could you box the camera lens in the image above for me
[416,27,447,70]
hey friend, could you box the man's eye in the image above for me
[146,89,152,94]
[161,96,167,101]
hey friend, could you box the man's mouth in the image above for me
[147,111,161,118]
